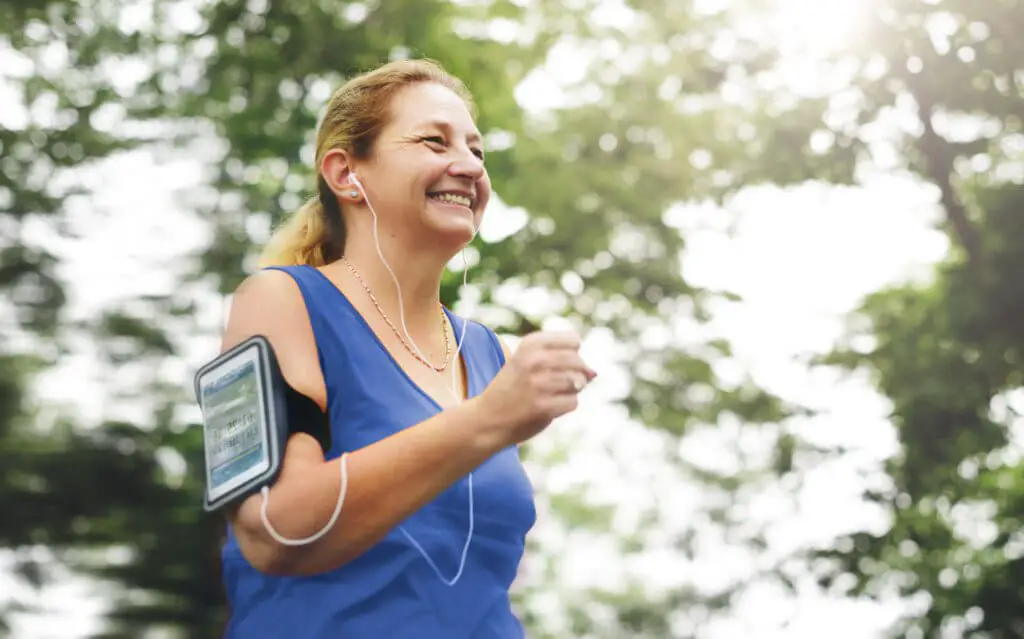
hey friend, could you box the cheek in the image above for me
[476,177,492,211]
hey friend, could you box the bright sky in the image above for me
[3,0,952,636]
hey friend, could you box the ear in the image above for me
[321,148,360,203]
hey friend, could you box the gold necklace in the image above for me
[341,256,451,372]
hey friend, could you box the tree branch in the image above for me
[915,99,982,266]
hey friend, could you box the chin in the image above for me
[431,220,477,248]
[424,209,478,241]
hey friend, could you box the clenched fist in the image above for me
[477,330,596,447]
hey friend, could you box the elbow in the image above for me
[228,492,371,577]
[235,526,361,577]
[228,496,318,577]
[232,512,307,576]
[258,550,300,577]
[251,544,360,578]
[237,533,301,577]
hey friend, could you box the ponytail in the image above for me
[259,178,346,268]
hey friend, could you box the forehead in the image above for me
[385,82,480,139]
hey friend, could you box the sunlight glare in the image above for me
[760,0,873,56]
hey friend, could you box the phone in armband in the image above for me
[193,335,330,513]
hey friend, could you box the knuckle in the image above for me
[528,375,546,393]
[513,352,537,371]
[525,353,547,372]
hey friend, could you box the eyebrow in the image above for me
[420,119,482,145]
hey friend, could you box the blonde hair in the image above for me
[259,59,475,267]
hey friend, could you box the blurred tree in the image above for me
[1,0,876,636]
[0,0,163,632]
[806,0,1024,635]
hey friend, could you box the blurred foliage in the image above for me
[807,0,1024,635]
[3,0,1019,636]
[0,0,162,632]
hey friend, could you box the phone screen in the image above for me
[202,358,269,496]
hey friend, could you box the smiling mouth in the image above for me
[428,192,473,209]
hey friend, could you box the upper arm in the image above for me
[220,269,326,411]
[219,270,326,569]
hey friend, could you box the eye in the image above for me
[421,135,484,161]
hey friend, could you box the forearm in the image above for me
[234,396,508,576]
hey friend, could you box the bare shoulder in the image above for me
[221,268,326,408]
[221,269,304,349]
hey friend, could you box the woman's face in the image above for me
[356,82,490,247]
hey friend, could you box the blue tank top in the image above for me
[219,264,537,638]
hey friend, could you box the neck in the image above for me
[338,229,449,329]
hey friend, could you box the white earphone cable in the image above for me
[260,453,348,546]
[351,172,475,587]
[254,175,477,576]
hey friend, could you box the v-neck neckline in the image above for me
[305,265,473,412]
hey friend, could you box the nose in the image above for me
[447,148,485,181]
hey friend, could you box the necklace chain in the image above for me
[341,256,451,372]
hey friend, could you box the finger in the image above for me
[539,369,589,394]
[528,330,581,350]
[566,371,588,393]
[540,351,595,378]
[546,393,580,417]
[538,370,573,393]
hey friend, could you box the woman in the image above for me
[217,59,595,638]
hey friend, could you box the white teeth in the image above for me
[432,193,472,208]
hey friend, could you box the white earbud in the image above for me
[346,172,362,199]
